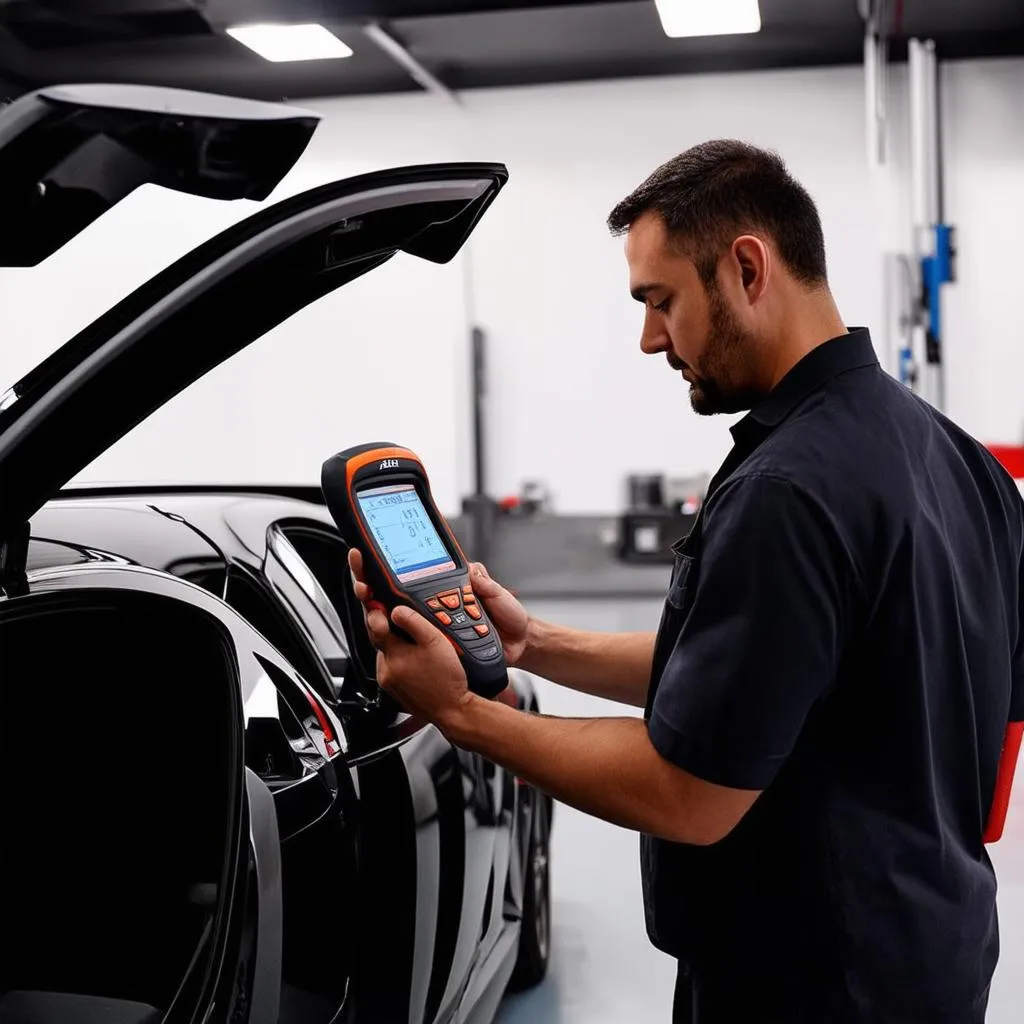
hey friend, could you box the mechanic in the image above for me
[350,140,1024,1023]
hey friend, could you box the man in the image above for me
[350,140,1024,1023]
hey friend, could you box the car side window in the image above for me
[277,522,380,688]
[265,525,353,679]
[223,565,333,702]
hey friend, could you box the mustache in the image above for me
[667,353,688,373]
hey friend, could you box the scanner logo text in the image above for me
[379,459,400,470]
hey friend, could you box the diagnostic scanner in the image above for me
[321,443,508,699]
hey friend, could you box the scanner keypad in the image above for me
[425,587,488,648]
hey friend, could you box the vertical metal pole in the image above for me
[863,5,887,170]
[905,39,927,395]
[917,38,937,406]
[928,42,947,413]
[462,326,496,563]
[908,37,947,408]
[913,39,937,249]
[471,326,486,498]
[865,30,880,168]
[918,41,944,410]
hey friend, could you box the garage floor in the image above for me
[495,598,1024,1024]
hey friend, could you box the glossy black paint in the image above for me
[0,83,319,266]
[30,488,544,1024]
[7,561,323,1024]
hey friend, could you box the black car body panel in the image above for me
[28,489,544,1024]
[0,83,320,266]
[3,561,304,1023]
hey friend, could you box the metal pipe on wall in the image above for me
[909,40,933,258]
[907,39,929,398]
[864,30,885,168]
[861,0,889,168]
[907,37,949,411]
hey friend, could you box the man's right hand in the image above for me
[467,563,529,666]
[348,549,530,667]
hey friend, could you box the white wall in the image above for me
[941,59,1024,442]
[0,58,1020,513]
[463,66,894,512]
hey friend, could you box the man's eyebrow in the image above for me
[630,283,662,303]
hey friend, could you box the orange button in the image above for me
[462,584,473,594]
[435,611,452,626]
[440,594,461,610]
[426,598,442,610]
[466,605,482,620]
[474,624,490,636]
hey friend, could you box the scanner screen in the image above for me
[358,484,457,583]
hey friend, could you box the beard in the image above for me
[685,284,763,416]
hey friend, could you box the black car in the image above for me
[0,83,550,1024]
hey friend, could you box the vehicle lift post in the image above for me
[461,326,499,563]
[906,37,955,410]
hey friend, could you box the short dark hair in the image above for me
[607,140,827,286]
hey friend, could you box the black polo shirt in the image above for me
[643,329,1024,1024]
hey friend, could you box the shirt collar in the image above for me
[731,327,878,443]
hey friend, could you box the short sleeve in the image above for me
[648,473,855,790]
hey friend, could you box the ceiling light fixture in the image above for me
[226,23,353,63]
[654,0,761,38]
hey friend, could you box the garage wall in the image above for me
[457,58,1020,513]
[462,65,901,512]
[940,58,1024,445]
[0,58,1019,514]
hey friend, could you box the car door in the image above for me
[0,81,507,1024]
[2,561,286,1024]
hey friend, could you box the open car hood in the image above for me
[0,83,321,266]
[0,87,508,543]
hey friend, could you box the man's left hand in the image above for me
[365,601,476,730]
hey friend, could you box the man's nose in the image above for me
[640,311,669,355]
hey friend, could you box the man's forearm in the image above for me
[441,696,755,846]
[516,619,655,707]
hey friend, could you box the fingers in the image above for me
[366,604,443,654]
[469,562,502,598]
[391,605,445,648]
[348,547,364,577]
[348,549,373,602]
[366,606,391,648]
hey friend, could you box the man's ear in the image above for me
[732,235,770,304]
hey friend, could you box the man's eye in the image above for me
[652,298,670,313]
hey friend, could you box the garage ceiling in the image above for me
[0,0,1021,102]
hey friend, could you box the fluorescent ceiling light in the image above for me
[654,0,761,38]
[226,23,353,63]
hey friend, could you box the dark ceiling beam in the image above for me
[201,0,632,22]
[326,0,632,13]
